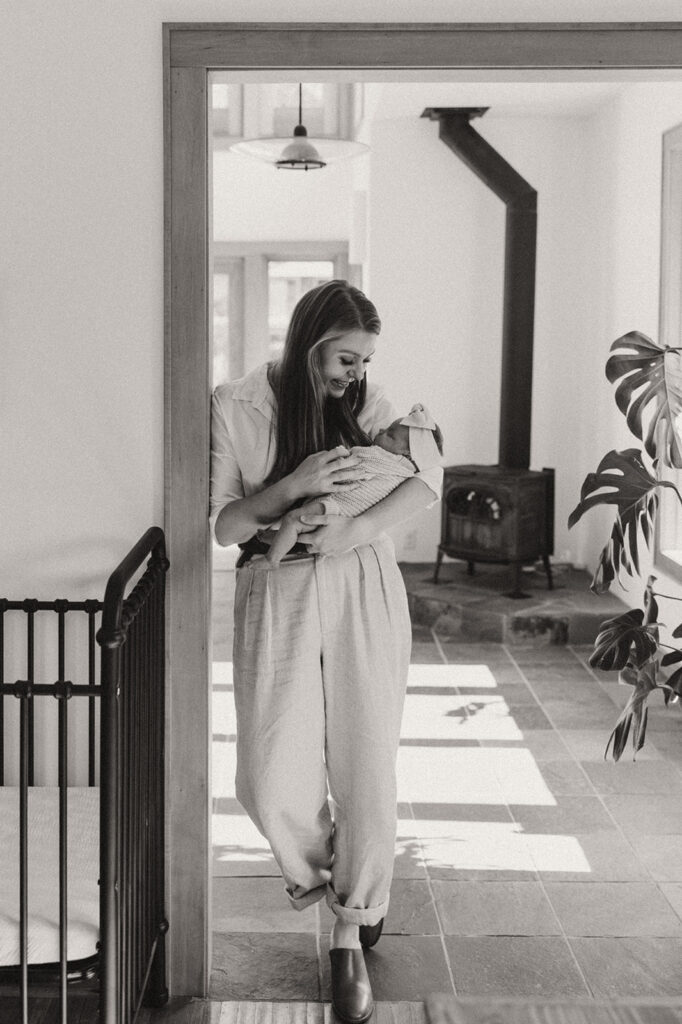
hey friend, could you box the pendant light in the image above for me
[229,84,368,170]
[275,85,325,170]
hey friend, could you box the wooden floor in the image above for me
[0,997,427,1024]
[9,996,682,1024]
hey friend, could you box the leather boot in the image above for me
[359,918,384,949]
[329,948,374,1023]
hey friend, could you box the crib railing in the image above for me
[1,595,104,1023]
[0,597,102,789]
[0,526,169,1024]
[99,526,169,1024]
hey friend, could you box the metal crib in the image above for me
[0,526,169,1023]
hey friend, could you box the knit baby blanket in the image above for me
[322,445,415,517]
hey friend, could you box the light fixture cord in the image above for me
[298,83,303,126]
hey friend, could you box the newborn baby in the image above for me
[266,403,443,566]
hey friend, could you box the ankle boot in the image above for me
[329,948,374,1023]
[359,917,384,949]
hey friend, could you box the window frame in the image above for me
[654,121,682,583]
[212,240,350,376]
[209,79,359,150]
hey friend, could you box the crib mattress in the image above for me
[0,787,99,968]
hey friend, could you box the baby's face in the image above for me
[374,420,411,457]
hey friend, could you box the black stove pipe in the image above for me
[422,107,537,471]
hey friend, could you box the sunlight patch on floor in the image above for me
[211,659,592,877]
[213,662,234,687]
[213,812,276,867]
[402,693,524,741]
[411,819,591,874]
[396,746,555,805]
[408,663,499,687]
[212,742,236,795]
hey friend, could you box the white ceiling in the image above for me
[365,80,630,118]
[223,71,682,118]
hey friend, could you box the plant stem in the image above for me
[656,474,682,506]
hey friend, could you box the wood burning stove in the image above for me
[435,465,554,597]
[423,107,555,597]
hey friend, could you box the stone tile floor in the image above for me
[400,559,628,644]
[211,563,682,1005]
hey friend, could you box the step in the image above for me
[426,993,682,1024]
[131,997,682,1024]
[136,1001,428,1024]
[400,561,629,645]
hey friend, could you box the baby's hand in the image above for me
[282,508,318,534]
[297,514,360,556]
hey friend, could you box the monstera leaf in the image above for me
[606,331,682,469]
[589,608,658,671]
[660,648,682,705]
[665,666,682,704]
[642,575,659,627]
[604,661,658,762]
[568,449,680,592]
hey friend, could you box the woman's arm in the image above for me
[299,475,439,556]
[214,447,368,547]
[214,476,300,547]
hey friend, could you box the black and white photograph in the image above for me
[4,5,682,1023]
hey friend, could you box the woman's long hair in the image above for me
[266,280,381,484]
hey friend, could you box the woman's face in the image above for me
[318,330,376,399]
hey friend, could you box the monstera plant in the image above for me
[568,331,682,760]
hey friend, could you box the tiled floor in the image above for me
[211,564,682,1004]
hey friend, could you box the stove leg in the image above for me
[542,554,554,590]
[467,561,475,576]
[510,561,524,598]
[433,548,444,584]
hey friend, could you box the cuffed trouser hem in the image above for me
[285,882,390,926]
[325,889,389,926]
[285,882,328,911]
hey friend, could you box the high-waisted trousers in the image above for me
[232,534,411,925]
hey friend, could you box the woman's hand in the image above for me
[296,513,364,556]
[289,446,368,500]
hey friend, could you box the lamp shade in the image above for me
[276,125,325,170]
[230,134,368,169]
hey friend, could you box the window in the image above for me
[211,80,243,139]
[209,79,360,150]
[267,260,335,359]
[257,84,341,138]
[210,258,244,387]
[655,122,682,580]
[211,243,352,385]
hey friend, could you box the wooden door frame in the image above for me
[163,21,682,997]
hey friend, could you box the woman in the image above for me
[210,281,442,1022]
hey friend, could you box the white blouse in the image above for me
[209,363,443,538]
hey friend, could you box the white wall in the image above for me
[368,82,682,574]
[213,150,353,241]
[579,81,682,626]
[369,111,599,563]
[4,2,682,603]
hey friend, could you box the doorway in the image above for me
[164,22,682,996]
